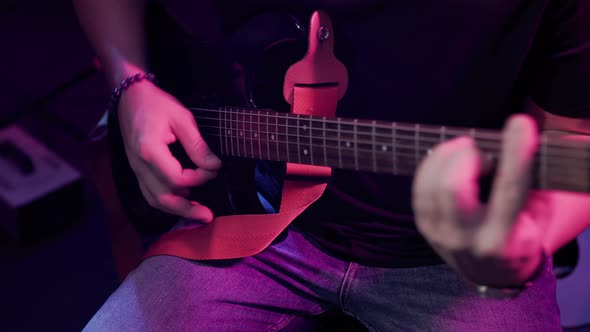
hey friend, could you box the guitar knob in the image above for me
[318,26,330,41]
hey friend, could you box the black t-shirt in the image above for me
[159,0,590,267]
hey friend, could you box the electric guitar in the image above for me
[107,8,590,326]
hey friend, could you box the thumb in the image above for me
[173,113,222,171]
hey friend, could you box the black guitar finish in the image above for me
[108,9,308,233]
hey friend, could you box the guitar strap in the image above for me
[142,10,344,261]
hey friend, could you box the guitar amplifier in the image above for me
[0,125,84,244]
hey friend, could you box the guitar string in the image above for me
[188,107,588,148]
[190,112,589,153]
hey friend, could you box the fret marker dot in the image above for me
[303,125,308,131]
[345,141,352,148]
[304,149,308,155]
[227,130,231,135]
[271,135,275,140]
[239,131,243,136]
[381,145,388,152]
[254,133,258,138]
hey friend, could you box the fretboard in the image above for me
[191,107,590,194]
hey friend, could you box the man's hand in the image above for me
[118,80,222,223]
[412,114,547,287]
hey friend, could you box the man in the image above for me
[74,0,590,330]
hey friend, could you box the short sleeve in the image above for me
[527,0,590,118]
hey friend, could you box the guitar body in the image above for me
[109,9,308,232]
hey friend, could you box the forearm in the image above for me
[72,0,147,88]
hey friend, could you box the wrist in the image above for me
[106,72,158,116]
[108,61,148,88]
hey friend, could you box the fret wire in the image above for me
[251,112,254,158]
[297,114,302,164]
[338,118,343,168]
[257,111,262,159]
[414,124,420,167]
[234,109,240,157]
[372,120,377,172]
[275,111,280,162]
[230,109,236,157]
[221,108,225,155]
[354,119,359,171]
[392,122,397,174]
[218,108,223,155]
[241,109,247,158]
[266,111,271,160]
[309,117,314,165]
[323,116,328,167]
[282,113,289,163]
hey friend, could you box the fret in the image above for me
[230,109,236,157]
[218,108,223,155]
[338,121,356,168]
[392,122,397,174]
[237,109,243,157]
[338,118,343,168]
[281,113,291,163]
[249,111,254,158]
[355,124,375,171]
[323,117,328,166]
[221,108,227,155]
[372,121,377,172]
[414,124,420,168]
[255,112,262,159]
[308,117,314,165]
[265,111,271,160]
[275,112,280,161]
[354,119,359,170]
[296,114,302,164]
[241,109,247,158]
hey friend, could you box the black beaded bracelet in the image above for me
[106,72,157,115]
[88,72,158,141]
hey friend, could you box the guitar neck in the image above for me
[192,107,590,194]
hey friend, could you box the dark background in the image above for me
[0,1,144,331]
[0,1,589,331]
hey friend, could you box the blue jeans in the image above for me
[83,227,561,331]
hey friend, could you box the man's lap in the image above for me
[83,227,561,332]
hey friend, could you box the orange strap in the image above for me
[142,86,337,260]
